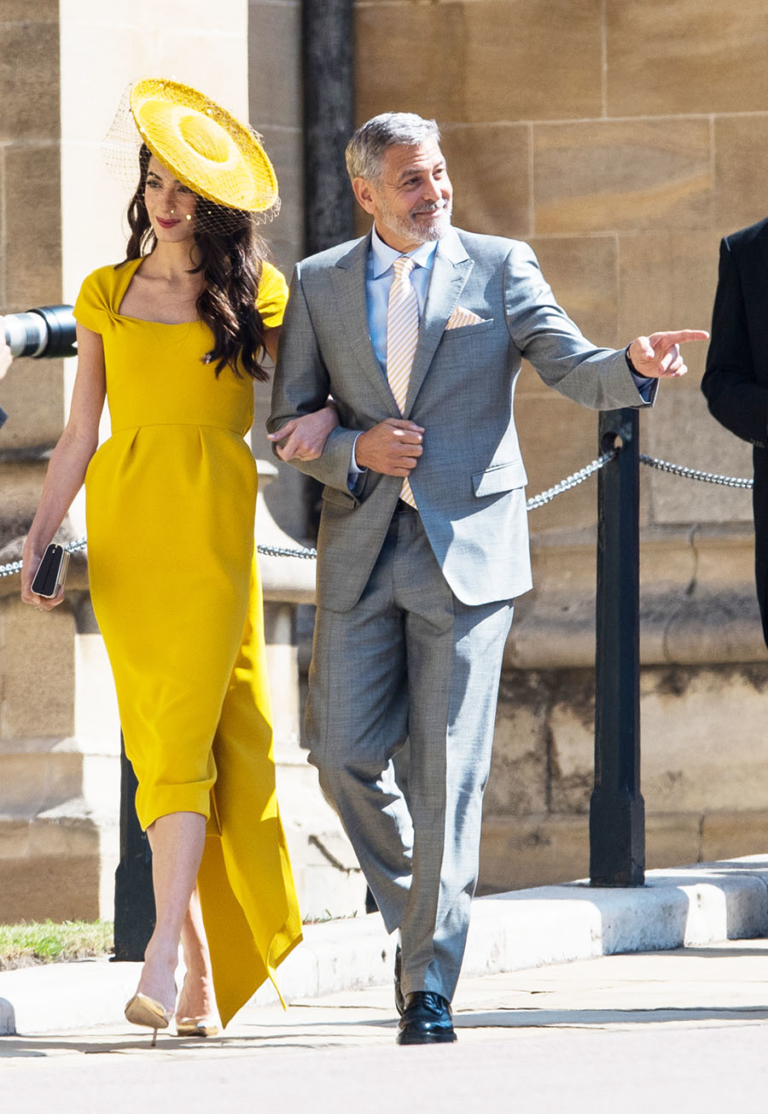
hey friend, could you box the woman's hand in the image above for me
[19,321,106,613]
[268,404,340,462]
[20,540,65,611]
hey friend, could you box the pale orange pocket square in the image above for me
[446,306,488,329]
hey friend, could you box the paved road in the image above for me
[3,938,768,1112]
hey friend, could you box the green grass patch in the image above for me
[0,921,114,970]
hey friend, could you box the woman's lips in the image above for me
[156,217,180,229]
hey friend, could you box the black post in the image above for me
[301,0,355,532]
[302,0,355,256]
[589,408,645,887]
[112,735,155,961]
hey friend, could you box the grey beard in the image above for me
[381,201,452,245]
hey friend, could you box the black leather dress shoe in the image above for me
[394,945,405,1016]
[396,991,456,1045]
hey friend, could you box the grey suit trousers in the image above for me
[306,504,514,1001]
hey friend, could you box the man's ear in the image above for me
[352,176,377,216]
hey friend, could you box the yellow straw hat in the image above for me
[128,78,279,214]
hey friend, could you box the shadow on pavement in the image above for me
[634,946,768,959]
[455,1005,768,1028]
[0,1018,400,1059]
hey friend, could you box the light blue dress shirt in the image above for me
[350,227,437,479]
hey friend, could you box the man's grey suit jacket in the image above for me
[269,227,654,613]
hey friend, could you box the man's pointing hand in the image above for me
[628,330,709,380]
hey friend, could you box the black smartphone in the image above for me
[31,544,69,598]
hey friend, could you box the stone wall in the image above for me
[354,0,768,888]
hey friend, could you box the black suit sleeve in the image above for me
[701,237,768,448]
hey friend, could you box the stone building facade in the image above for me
[239,0,768,890]
[351,0,768,887]
[2,0,768,922]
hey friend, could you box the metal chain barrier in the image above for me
[524,449,617,511]
[255,542,318,560]
[0,449,755,579]
[639,453,754,489]
[0,537,318,578]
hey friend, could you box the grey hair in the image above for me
[345,113,441,183]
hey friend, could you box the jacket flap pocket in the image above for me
[472,459,528,497]
[321,484,357,509]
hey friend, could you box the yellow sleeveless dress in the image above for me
[73,258,302,1026]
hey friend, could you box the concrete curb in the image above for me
[2,855,767,1035]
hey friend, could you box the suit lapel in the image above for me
[404,229,473,416]
[330,234,399,415]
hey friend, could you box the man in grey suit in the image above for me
[269,113,706,1044]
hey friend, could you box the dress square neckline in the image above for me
[115,257,203,327]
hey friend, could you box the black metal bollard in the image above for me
[589,408,646,887]
[112,734,155,961]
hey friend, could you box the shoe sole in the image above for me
[396,1029,457,1045]
[176,1022,220,1038]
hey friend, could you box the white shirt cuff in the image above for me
[347,433,367,490]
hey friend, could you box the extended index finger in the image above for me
[653,330,709,353]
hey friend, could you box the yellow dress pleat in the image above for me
[198,560,302,1025]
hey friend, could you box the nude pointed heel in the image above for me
[175,1016,220,1038]
[125,993,174,1046]
[175,971,220,1037]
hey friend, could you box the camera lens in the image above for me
[3,305,76,359]
[4,311,49,357]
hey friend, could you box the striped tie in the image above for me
[387,256,419,509]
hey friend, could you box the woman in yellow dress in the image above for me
[20,79,336,1038]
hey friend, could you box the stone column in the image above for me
[0,0,253,921]
[0,0,362,924]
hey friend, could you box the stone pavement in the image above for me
[3,941,768,1113]
[4,856,768,1111]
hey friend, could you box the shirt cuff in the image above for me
[347,433,367,491]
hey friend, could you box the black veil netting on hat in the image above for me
[102,80,281,237]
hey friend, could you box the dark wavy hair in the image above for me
[121,144,269,381]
